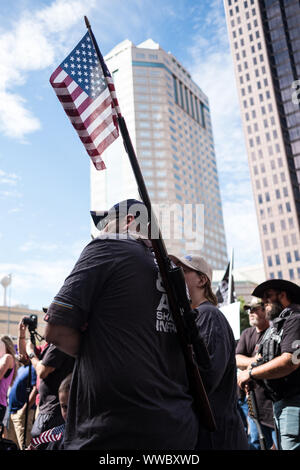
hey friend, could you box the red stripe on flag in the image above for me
[49,66,63,84]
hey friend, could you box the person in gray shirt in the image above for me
[170,253,249,450]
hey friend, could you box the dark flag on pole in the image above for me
[50,32,121,171]
[216,262,237,307]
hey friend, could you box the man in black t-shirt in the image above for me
[236,298,276,449]
[24,337,74,439]
[238,279,300,451]
[43,199,198,450]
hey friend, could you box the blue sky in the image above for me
[0,0,262,310]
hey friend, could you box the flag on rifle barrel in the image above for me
[215,262,237,307]
[50,32,121,170]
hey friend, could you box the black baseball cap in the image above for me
[90,199,146,231]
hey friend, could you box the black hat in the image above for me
[90,199,145,230]
[252,279,300,301]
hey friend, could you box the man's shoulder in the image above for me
[195,302,220,318]
[240,326,256,338]
[195,302,232,330]
[86,234,149,255]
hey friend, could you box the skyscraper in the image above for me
[90,38,227,269]
[224,0,300,281]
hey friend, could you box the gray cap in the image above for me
[169,253,213,283]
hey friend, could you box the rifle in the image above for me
[85,17,216,432]
[246,381,266,450]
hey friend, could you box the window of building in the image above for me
[184,87,190,114]
[190,91,195,119]
[286,252,292,263]
[172,75,178,105]
[291,233,297,245]
[267,256,273,267]
[272,238,278,249]
[280,219,286,230]
[289,269,295,280]
[288,218,294,229]
[275,254,280,265]
[278,271,283,279]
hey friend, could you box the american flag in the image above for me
[50,32,121,170]
[28,424,65,449]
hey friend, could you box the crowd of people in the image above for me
[0,198,299,451]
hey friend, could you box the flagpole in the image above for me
[228,248,234,305]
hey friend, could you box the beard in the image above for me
[249,317,258,327]
[265,301,283,321]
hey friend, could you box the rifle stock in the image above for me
[247,383,266,450]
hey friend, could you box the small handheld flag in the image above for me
[28,424,65,449]
[50,31,120,170]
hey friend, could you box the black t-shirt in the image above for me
[236,327,274,428]
[38,344,74,415]
[45,234,198,450]
[264,308,300,400]
[195,302,248,450]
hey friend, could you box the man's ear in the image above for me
[124,214,135,230]
[197,274,207,288]
[278,290,287,306]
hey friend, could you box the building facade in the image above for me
[224,0,300,281]
[0,305,45,340]
[90,39,227,268]
[212,263,266,303]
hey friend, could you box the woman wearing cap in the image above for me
[170,254,249,450]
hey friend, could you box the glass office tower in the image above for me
[90,39,227,268]
[224,0,300,281]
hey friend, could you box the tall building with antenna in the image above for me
[90,39,227,269]
[224,0,300,281]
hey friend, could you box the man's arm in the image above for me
[25,342,56,379]
[20,385,38,414]
[45,323,81,358]
[236,354,253,370]
[238,352,300,388]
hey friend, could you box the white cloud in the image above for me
[187,0,263,267]
[0,169,20,186]
[0,0,97,140]
[0,238,86,309]
[19,240,60,253]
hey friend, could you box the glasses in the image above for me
[246,306,264,315]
